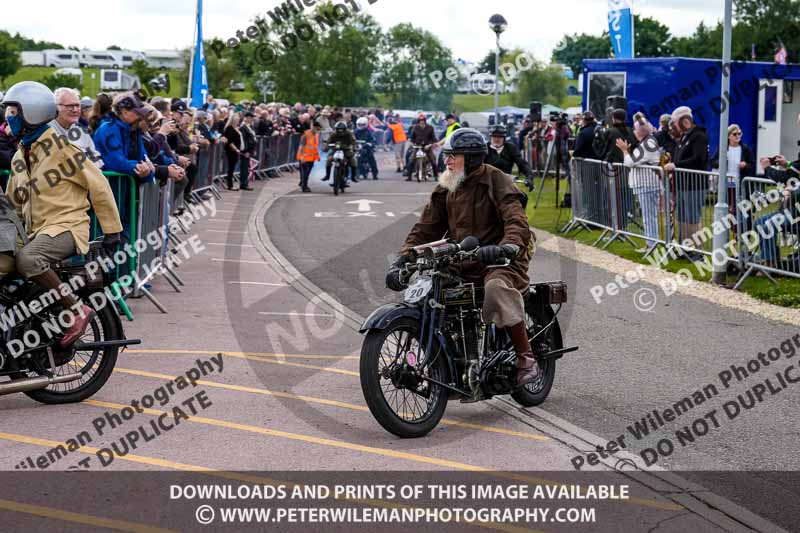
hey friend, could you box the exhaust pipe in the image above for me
[0,372,83,396]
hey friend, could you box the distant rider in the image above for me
[322,121,358,184]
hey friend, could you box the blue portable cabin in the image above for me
[581,57,800,164]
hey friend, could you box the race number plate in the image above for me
[404,278,433,305]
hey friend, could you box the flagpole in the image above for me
[630,1,635,58]
[187,0,198,101]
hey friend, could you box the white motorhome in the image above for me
[42,50,80,68]
[54,68,84,84]
[20,51,44,66]
[100,70,141,91]
[108,50,148,68]
[79,51,119,69]
[143,50,184,70]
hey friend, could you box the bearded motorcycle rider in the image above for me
[386,128,540,387]
[322,121,358,184]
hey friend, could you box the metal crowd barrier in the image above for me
[664,168,721,259]
[612,162,669,252]
[734,176,800,288]
[562,158,614,238]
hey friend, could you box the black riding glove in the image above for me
[103,233,121,255]
[477,244,520,265]
[386,255,412,292]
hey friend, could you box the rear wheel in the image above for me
[511,304,558,407]
[360,318,448,438]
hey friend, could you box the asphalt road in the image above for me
[265,155,800,530]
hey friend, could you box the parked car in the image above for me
[229,80,246,92]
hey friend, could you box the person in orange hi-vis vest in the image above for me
[387,116,407,173]
[296,121,321,192]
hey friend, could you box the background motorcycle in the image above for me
[0,239,140,403]
[359,236,577,438]
[411,144,432,182]
[356,140,375,180]
[327,142,348,196]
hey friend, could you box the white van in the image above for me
[42,50,80,68]
[54,68,84,84]
[80,52,119,69]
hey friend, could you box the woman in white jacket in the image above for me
[616,118,662,250]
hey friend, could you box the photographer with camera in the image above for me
[753,154,800,267]
[485,125,534,190]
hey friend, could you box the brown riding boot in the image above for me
[507,321,540,388]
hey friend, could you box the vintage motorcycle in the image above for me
[359,236,577,438]
[327,142,348,196]
[0,239,140,404]
[411,144,433,182]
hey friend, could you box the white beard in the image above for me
[438,169,466,192]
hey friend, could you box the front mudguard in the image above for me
[359,303,422,334]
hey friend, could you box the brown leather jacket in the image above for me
[400,164,532,292]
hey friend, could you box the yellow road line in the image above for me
[0,498,176,533]
[0,432,539,533]
[127,349,358,361]
[113,367,550,442]
[127,349,358,377]
[78,400,682,512]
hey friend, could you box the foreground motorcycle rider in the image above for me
[386,128,539,387]
[2,81,123,347]
[322,121,358,184]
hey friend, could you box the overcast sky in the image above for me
[6,0,725,63]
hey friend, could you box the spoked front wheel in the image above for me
[360,318,448,438]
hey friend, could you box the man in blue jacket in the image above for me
[93,92,154,183]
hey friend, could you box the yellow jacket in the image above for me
[7,127,123,254]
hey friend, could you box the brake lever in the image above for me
[486,258,512,269]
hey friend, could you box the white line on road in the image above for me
[386,212,395,217]
[212,258,273,265]
[205,230,248,234]
[206,243,255,247]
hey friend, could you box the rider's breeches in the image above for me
[482,277,525,328]
[16,232,76,279]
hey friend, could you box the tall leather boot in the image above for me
[507,321,539,388]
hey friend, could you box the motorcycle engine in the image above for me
[479,352,516,396]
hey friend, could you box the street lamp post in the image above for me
[489,14,507,126]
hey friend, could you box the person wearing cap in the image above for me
[655,113,675,156]
[406,113,438,180]
[3,81,123,347]
[240,111,257,189]
[93,91,154,182]
[664,105,709,249]
[387,128,539,391]
[79,96,94,128]
[485,124,534,189]
[140,105,186,189]
[165,101,201,203]
[50,88,103,169]
[573,111,600,160]
[599,108,635,164]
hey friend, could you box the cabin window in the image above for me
[587,72,626,120]
[763,86,777,122]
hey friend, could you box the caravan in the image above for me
[108,50,148,68]
[100,70,141,92]
[79,51,119,69]
[42,50,80,68]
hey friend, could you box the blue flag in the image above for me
[608,0,634,59]
[190,0,208,108]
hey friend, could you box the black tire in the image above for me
[511,304,559,407]
[22,296,122,404]
[360,318,448,438]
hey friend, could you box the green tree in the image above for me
[40,73,82,92]
[9,31,63,51]
[242,2,381,105]
[476,46,509,73]
[0,31,21,87]
[634,16,673,57]
[734,0,798,61]
[129,59,159,86]
[552,33,610,76]
[377,22,456,110]
[107,45,122,50]
[511,61,566,107]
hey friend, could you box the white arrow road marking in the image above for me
[346,199,384,212]
[386,212,395,217]
[314,212,340,218]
